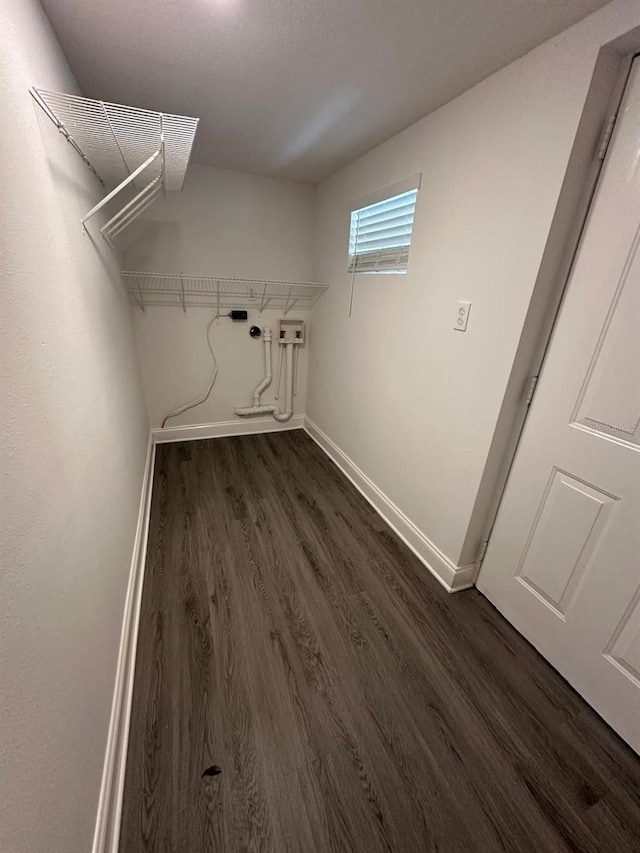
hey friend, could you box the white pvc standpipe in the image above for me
[234,329,294,422]
[273,342,293,422]
[252,327,273,405]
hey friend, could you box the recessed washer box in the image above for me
[278,319,305,344]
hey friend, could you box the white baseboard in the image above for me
[304,416,476,593]
[91,434,156,853]
[152,414,305,443]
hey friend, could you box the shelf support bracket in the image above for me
[81,148,161,229]
[180,274,186,313]
[136,277,145,312]
[100,175,162,240]
[283,287,298,316]
[100,100,131,178]
[160,116,166,198]
[259,282,271,313]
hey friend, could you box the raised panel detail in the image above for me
[516,469,618,617]
[573,229,640,446]
[605,589,640,687]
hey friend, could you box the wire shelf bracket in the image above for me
[122,272,329,314]
[30,88,198,244]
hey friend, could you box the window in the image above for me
[348,179,419,274]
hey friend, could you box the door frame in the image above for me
[462,30,640,580]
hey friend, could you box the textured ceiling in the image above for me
[39,0,609,183]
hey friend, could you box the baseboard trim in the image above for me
[304,416,475,593]
[91,434,156,853]
[152,414,305,443]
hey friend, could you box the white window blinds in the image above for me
[348,187,418,274]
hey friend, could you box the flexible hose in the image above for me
[161,313,222,428]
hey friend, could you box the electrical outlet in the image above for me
[454,300,471,332]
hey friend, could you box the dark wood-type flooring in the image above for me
[120,430,640,852]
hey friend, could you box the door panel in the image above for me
[574,229,639,444]
[605,589,640,685]
[515,468,618,617]
[477,58,640,752]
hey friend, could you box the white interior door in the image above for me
[477,58,640,753]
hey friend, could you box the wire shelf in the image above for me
[30,88,199,191]
[122,272,329,314]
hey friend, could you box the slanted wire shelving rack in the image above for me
[29,88,199,247]
[122,272,329,314]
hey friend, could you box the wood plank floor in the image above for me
[120,430,640,853]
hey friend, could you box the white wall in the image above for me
[309,0,639,573]
[0,2,149,851]
[122,164,316,428]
